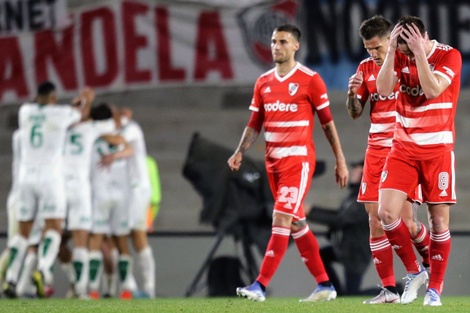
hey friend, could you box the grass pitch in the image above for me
[0,296,469,313]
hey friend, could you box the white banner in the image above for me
[0,0,301,104]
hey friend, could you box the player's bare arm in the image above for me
[346,71,365,119]
[377,24,401,96]
[99,134,134,167]
[321,121,349,189]
[227,126,259,171]
[402,23,451,99]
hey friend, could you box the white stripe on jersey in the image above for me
[265,120,309,127]
[369,138,393,147]
[369,122,395,133]
[408,131,453,145]
[268,146,307,159]
[434,70,452,85]
[316,101,330,110]
[371,111,396,118]
[406,102,453,112]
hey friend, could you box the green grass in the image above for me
[0,297,469,313]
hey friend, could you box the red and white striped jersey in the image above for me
[356,57,397,153]
[249,62,333,172]
[391,40,462,160]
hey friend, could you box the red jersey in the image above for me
[356,57,397,155]
[249,62,333,172]
[391,40,462,160]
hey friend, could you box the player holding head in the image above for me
[376,15,462,306]
[228,24,349,302]
[346,15,431,304]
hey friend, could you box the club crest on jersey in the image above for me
[381,170,388,182]
[288,83,299,96]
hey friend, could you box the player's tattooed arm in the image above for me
[236,127,259,154]
[228,127,259,171]
[346,95,364,119]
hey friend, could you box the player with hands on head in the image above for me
[228,23,349,303]
[346,15,430,304]
[376,16,462,306]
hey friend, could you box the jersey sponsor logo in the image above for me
[438,172,449,197]
[401,66,410,73]
[370,91,398,102]
[288,82,299,96]
[368,74,376,81]
[264,100,298,112]
[399,84,425,97]
[264,86,271,93]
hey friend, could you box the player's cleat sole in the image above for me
[401,268,428,304]
[236,281,266,302]
[300,285,337,302]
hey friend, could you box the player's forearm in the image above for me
[234,126,259,154]
[377,50,397,96]
[321,121,346,164]
[345,95,363,119]
[414,53,446,99]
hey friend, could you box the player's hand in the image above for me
[335,159,349,189]
[99,154,115,168]
[80,86,95,102]
[348,71,363,96]
[389,23,403,49]
[401,23,426,55]
[227,151,243,171]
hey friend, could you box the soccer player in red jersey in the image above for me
[376,16,462,306]
[346,15,430,304]
[227,24,349,302]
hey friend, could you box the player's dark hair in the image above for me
[397,15,426,44]
[275,24,301,41]
[90,103,112,120]
[359,15,392,40]
[37,81,56,97]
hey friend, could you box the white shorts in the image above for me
[92,186,130,236]
[129,186,151,231]
[17,166,66,221]
[65,175,92,231]
[28,218,44,247]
